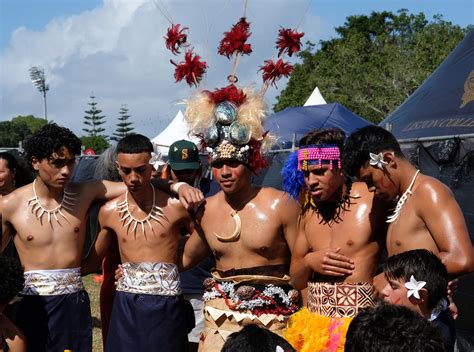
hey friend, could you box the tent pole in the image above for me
[398,133,474,144]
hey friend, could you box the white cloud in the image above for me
[0,0,324,139]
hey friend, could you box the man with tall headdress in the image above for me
[180,84,300,352]
[282,128,389,352]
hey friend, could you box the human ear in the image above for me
[31,157,39,171]
[408,287,428,306]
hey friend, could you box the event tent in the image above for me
[304,86,327,106]
[151,110,199,157]
[265,103,372,149]
[380,29,474,139]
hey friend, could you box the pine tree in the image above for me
[83,95,106,137]
[111,105,134,142]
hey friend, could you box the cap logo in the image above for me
[182,148,188,160]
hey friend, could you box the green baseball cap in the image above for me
[168,140,200,171]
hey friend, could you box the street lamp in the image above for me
[29,66,49,121]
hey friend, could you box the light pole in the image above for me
[29,66,49,121]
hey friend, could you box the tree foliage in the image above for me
[274,10,469,123]
[80,136,110,155]
[0,116,46,147]
[111,105,134,142]
[83,95,106,137]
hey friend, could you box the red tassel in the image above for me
[172,50,207,87]
[218,17,252,59]
[276,28,304,57]
[206,85,247,106]
[248,137,269,173]
[259,58,294,87]
[164,24,189,55]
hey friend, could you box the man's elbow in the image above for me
[445,251,474,276]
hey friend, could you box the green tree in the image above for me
[83,95,106,137]
[111,105,135,142]
[80,136,110,155]
[12,115,47,133]
[275,10,469,123]
[0,121,31,147]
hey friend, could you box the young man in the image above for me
[343,125,474,288]
[0,124,203,351]
[282,128,388,351]
[167,139,215,352]
[382,249,455,352]
[83,134,195,351]
[181,90,300,352]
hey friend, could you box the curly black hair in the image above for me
[24,123,82,166]
[343,125,404,177]
[0,255,24,305]
[345,304,445,352]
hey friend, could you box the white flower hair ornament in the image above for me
[404,275,426,299]
[369,152,389,170]
[276,346,284,352]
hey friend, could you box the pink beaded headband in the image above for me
[297,144,341,171]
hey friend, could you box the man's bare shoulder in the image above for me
[350,181,373,199]
[413,174,455,205]
[1,183,32,213]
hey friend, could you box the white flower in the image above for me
[369,152,388,170]
[404,275,426,299]
[276,346,284,352]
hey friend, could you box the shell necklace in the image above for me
[386,170,420,223]
[215,191,256,242]
[28,179,75,226]
[116,183,166,237]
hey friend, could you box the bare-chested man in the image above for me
[83,134,194,351]
[0,124,203,351]
[180,88,300,352]
[282,128,388,351]
[343,125,474,290]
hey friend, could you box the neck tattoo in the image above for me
[386,170,420,223]
[28,179,75,226]
[305,178,355,225]
[116,183,165,237]
[214,191,255,242]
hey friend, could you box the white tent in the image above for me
[303,86,326,106]
[151,110,199,158]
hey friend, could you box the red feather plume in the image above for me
[207,85,247,106]
[171,50,207,87]
[218,17,252,59]
[164,24,189,55]
[248,132,269,173]
[259,58,294,87]
[276,28,304,57]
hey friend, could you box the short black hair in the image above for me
[343,125,403,177]
[24,123,81,165]
[345,304,445,352]
[221,325,296,352]
[116,134,153,155]
[299,128,345,152]
[383,249,448,309]
[0,255,24,305]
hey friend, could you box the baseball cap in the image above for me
[168,140,200,171]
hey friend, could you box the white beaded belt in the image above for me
[116,262,182,296]
[22,267,84,296]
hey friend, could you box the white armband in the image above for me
[170,182,187,194]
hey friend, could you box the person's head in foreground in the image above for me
[115,134,154,193]
[24,123,81,188]
[168,139,201,186]
[0,255,24,312]
[344,304,445,352]
[221,324,296,352]
[382,249,448,316]
[343,125,404,201]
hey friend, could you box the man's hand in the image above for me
[114,264,123,283]
[303,247,354,276]
[176,183,204,210]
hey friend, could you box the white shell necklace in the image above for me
[116,183,165,237]
[386,170,420,223]
[28,179,75,226]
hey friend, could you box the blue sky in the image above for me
[1,0,473,138]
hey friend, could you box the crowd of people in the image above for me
[0,114,473,352]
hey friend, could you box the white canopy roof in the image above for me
[304,86,327,106]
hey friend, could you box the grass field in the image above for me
[83,274,103,352]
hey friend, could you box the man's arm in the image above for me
[280,197,300,252]
[289,216,312,290]
[0,196,14,254]
[179,209,211,271]
[418,181,474,276]
[82,207,115,275]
